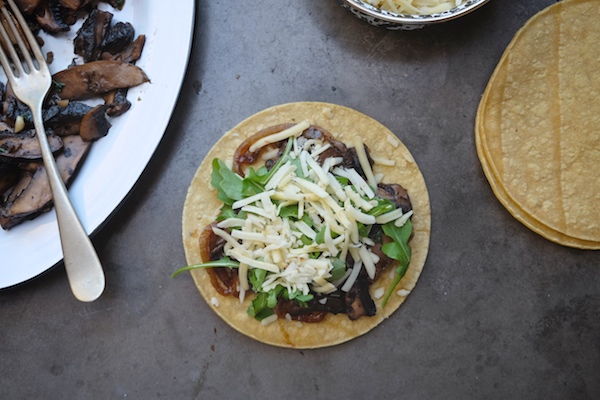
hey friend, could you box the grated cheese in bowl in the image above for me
[362,0,466,15]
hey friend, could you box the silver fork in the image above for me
[0,0,104,301]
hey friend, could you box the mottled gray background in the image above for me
[2,0,599,399]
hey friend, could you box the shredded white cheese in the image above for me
[249,120,310,153]
[215,123,412,302]
[363,0,466,15]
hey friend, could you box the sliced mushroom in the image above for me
[0,162,19,198]
[103,88,131,117]
[2,92,30,127]
[14,0,43,15]
[101,21,134,55]
[59,0,94,11]
[101,0,124,11]
[80,104,111,141]
[0,129,63,160]
[74,8,113,62]
[44,100,92,126]
[35,0,70,34]
[52,60,149,100]
[345,274,377,320]
[49,121,81,136]
[0,135,91,229]
[107,34,145,64]
[376,183,412,214]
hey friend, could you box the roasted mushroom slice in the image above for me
[60,0,95,11]
[0,129,63,160]
[345,274,377,320]
[104,33,144,64]
[0,135,91,229]
[74,8,113,62]
[103,88,130,117]
[101,0,124,10]
[101,21,134,55]
[14,0,43,15]
[80,104,111,141]
[44,100,92,120]
[36,0,70,33]
[0,162,19,199]
[376,183,412,214]
[52,60,149,100]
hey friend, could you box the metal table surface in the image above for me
[2,1,599,398]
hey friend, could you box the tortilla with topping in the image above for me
[180,102,431,348]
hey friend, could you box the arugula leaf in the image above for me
[249,268,267,292]
[367,198,395,217]
[336,176,349,185]
[299,235,313,246]
[279,204,300,219]
[267,285,284,308]
[241,177,265,198]
[315,226,339,244]
[315,226,326,244]
[171,257,239,278]
[329,258,347,281]
[248,292,275,321]
[357,222,371,238]
[300,214,313,227]
[211,159,243,205]
[382,220,412,266]
[288,156,305,179]
[285,289,313,307]
[380,219,413,307]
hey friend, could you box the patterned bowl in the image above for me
[338,0,492,30]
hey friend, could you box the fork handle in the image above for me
[32,101,105,302]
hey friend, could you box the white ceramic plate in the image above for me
[0,1,195,289]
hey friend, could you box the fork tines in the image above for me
[0,0,45,78]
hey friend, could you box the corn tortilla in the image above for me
[476,0,600,248]
[182,102,431,348]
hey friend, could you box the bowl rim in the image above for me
[341,0,491,25]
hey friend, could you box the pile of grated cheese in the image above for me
[362,0,466,15]
[213,121,413,301]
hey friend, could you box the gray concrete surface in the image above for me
[2,0,599,399]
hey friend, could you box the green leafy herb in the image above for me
[267,285,284,308]
[357,222,371,238]
[279,204,300,219]
[329,258,347,281]
[248,292,275,321]
[336,176,349,185]
[299,235,313,246]
[315,226,326,244]
[367,198,395,217]
[380,219,413,307]
[288,156,305,179]
[171,257,239,278]
[52,80,65,91]
[217,204,247,222]
[300,214,313,227]
[249,268,267,292]
[211,159,243,205]
[285,289,313,307]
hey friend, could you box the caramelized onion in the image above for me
[232,123,294,176]
[199,223,239,297]
[275,299,328,323]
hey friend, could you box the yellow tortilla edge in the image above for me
[474,0,600,249]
